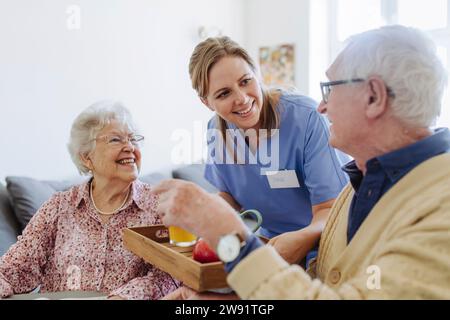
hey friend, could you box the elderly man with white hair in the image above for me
[157,25,450,299]
[0,101,179,299]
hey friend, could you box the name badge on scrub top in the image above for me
[265,170,300,189]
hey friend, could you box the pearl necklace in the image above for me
[90,182,130,215]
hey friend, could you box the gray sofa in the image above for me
[0,164,216,256]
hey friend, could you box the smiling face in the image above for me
[82,120,142,184]
[203,56,264,130]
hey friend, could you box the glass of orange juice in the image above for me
[168,226,197,247]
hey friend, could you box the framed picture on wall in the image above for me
[259,44,295,87]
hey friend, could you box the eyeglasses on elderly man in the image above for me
[320,78,396,103]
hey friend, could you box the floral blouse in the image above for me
[0,180,179,299]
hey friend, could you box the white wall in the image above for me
[243,0,311,95]
[0,0,244,182]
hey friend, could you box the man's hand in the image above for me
[153,179,248,249]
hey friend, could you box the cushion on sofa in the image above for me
[5,176,86,230]
[0,182,20,256]
[172,164,217,193]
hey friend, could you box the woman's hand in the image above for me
[107,295,125,300]
[268,230,309,265]
[162,286,239,300]
[269,200,335,264]
[153,179,248,249]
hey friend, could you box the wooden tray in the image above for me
[122,225,228,292]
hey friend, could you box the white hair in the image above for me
[335,25,448,127]
[67,100,138,175]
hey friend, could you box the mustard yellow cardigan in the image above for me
[228,154,450,299]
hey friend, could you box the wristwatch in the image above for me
[216,232,248,263]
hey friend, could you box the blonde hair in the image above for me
[189,36,280,138]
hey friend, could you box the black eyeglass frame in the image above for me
[320,78,395,103]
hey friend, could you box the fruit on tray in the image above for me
[192,238,220,263]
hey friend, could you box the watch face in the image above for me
[217,234,241,263]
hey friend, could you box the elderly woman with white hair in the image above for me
[0,101,179,299]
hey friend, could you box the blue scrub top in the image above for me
[205,92,349,238]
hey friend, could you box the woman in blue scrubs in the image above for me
[188,36,348,265]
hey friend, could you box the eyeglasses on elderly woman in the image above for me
[91,134,144,148]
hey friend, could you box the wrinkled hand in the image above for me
[107,295,125,300]
[153,179,247,249]
[268,231,307,265]
[162,286,239,300]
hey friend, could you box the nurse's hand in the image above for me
[153,179,248,250]
[268,230,310,265]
